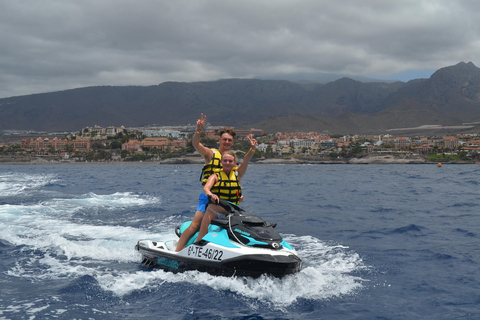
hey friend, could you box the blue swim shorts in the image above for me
[196,193,209,212]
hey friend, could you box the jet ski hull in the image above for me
[135,236,302,278]
[135,201,302,277]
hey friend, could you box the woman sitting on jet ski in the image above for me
[195,149,255,242]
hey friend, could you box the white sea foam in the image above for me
[0,172,57,197]
[1,190,160,219]
[1,190,166,278]
[93,234,366,308]
[1,174,366,308]
[4,209,365,308]
[1,211,167,262]
[2,198,365,307]
[48,192,158,212]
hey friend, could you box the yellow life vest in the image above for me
[199,148,222,185]
[210,168,242,204]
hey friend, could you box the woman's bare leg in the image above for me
[195,204,228,242]
[195,208,216,243]
[175,210,204,252]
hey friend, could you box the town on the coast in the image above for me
[1,124,480,164]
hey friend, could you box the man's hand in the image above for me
[247,134,258,150]
[196,113,206,133]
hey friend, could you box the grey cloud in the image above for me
[1,0,479,98]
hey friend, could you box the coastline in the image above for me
[0,153,476,165]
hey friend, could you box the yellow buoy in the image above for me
[437,163,442,167]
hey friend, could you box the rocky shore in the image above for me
[2,153,474,165]
[254,154,430,164]
[347,153,428,164]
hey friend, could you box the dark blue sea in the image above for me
[1,163,479,319]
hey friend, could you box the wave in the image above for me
[1,191,161,222]
[1,191,165,276]
[46,192,161,214]
[391,224,425,234]
[91,234,367,309]
[2,204,367,308]
[1,165,368,310]
[0,172,58,197]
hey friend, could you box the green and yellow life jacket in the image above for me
[210,168,242,204]
[199,148,222,185]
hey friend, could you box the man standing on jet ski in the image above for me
[175,114,258,252]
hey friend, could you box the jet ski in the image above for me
[135,200,302,278]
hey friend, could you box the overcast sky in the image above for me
[1,0,479,98]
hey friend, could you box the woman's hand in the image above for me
[208,193,219,204]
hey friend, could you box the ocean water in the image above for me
[0,163,479,319]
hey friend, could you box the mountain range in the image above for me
[1,62,480,135]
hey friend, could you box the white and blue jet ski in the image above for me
[135,200,302,278]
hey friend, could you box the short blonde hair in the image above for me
[222,150,237,164]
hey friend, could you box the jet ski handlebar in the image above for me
[211,198,244,214]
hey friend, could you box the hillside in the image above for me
[1,62,480,134]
